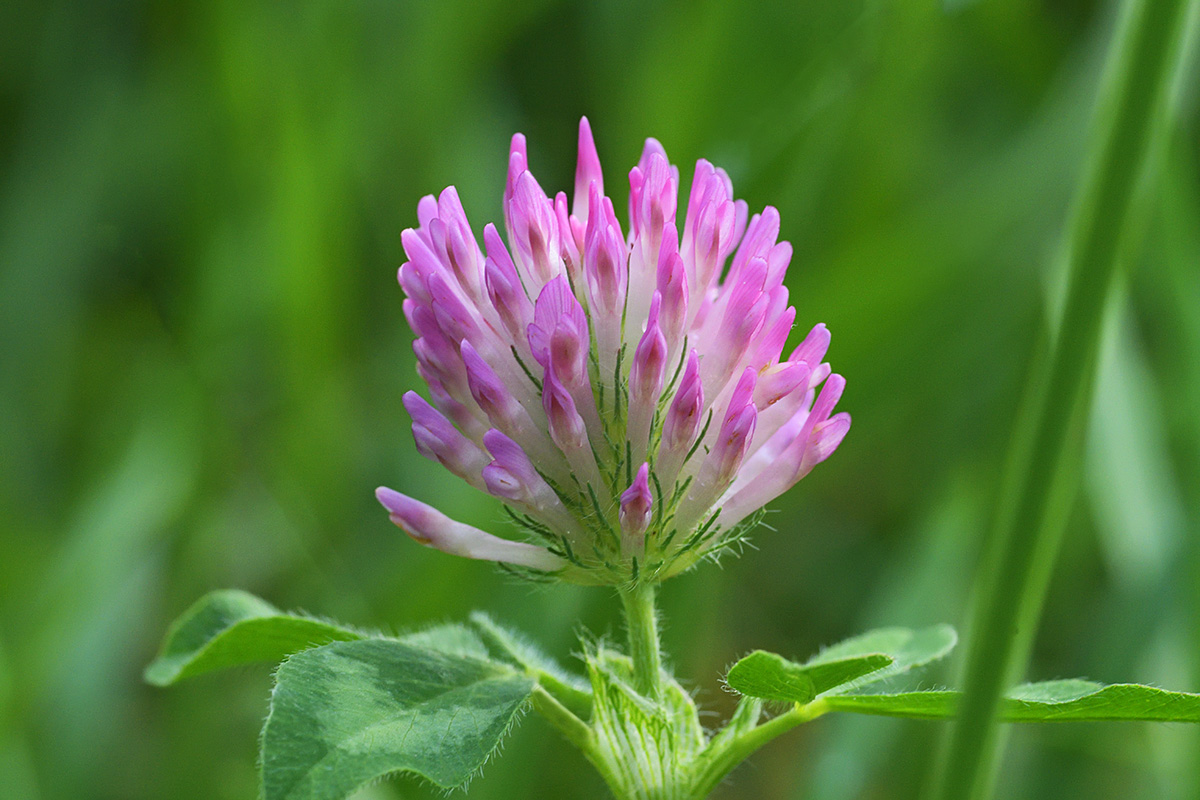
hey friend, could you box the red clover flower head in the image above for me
[377,119,850,584]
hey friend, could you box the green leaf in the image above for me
[469,611,590,692]
[726,625,956,703]
[144,590,363,686]
[804,653,896,695]
[821,680,1200,722]
[727,650,894,702]
[261,639,535,799]
[726,651,818,704]
[469,611,593,720]
[399,622,491,660]
[811,624,957,690]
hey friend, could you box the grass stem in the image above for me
[932,0,1197,798]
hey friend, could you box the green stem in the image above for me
[692,699,829,797]
[619,583,663,700]
[530,684,594,753]
[469,611,595,719]
[531,685,635,799]
[1160,139,1200,800]
[933,0,1196,798]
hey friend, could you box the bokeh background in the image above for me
[2,0,1199,798]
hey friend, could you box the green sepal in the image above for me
[261,638,535,799]
[582,643,708,797]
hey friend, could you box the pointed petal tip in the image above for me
[791,322,832,368]
[621,462,652,501]
[437,184,462,207]
[376,488,432,542]
[375,486,409,515]
[808,373,846,426]
[642,137,667,159]
[632,463,652,496]
[810,411,852,463]
[400,389,426,409]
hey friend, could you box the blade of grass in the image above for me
[931,0,1198,798]
[1158,134,1200,798]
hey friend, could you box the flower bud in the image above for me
[656,350,704,488]
[375,487,565,571]
[484,223,534,350]
[573,116,603,221]
[404,391,489,489]
[627,293,668,462]
[619,463,653,552]
[506,170,562,290]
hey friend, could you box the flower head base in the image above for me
[379,119,850,585]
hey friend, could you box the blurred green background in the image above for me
[2,0,1198,798]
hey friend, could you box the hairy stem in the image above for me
[532,685,637,798]
[531,684,594,753]
[692,699,830,796]
[619,582,663,700]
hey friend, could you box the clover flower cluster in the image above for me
[377,119,850,584]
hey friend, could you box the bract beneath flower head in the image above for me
[379,118,850,585]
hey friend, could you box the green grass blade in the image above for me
[934,0,1199,797]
